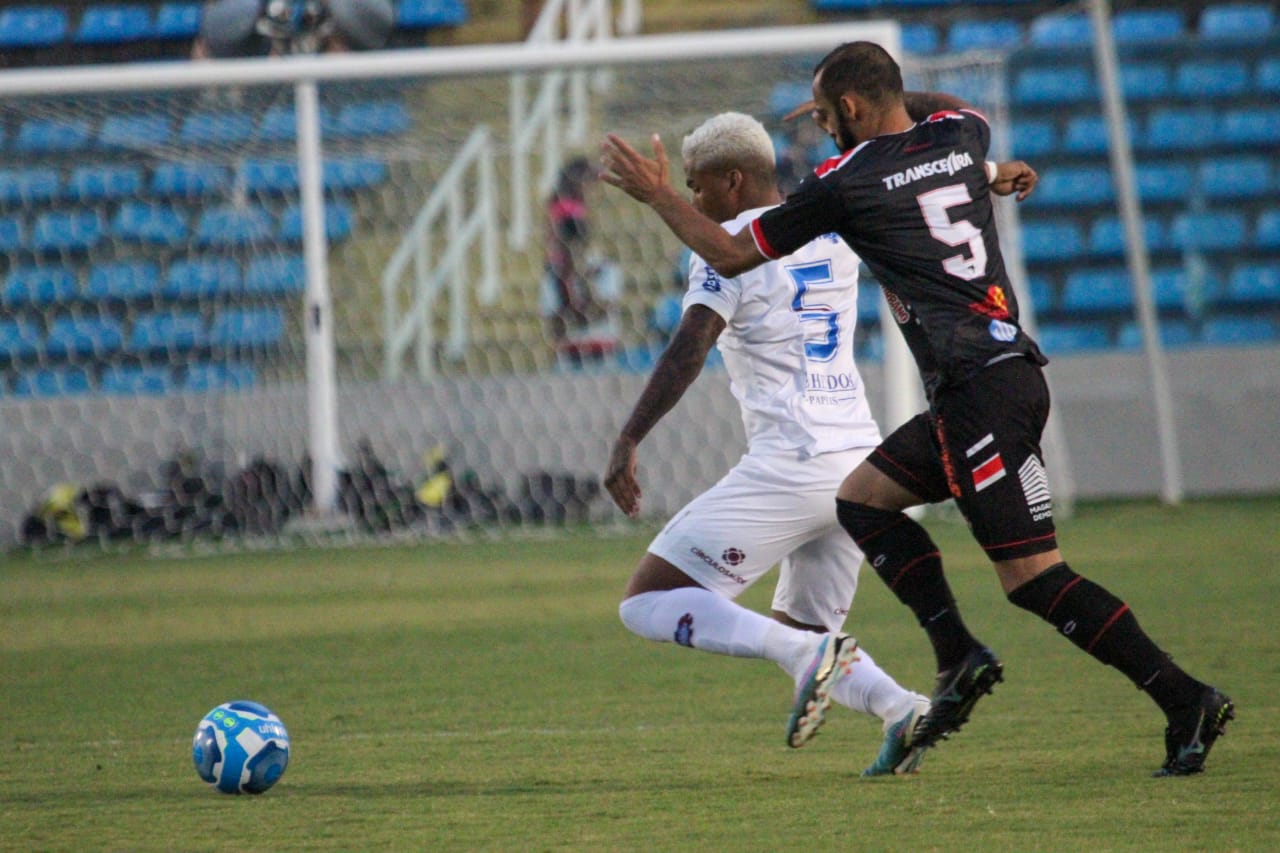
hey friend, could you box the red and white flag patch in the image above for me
[967,434,1006,492]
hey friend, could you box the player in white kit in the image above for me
[606,112,928,775]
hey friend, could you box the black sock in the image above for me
[1007,563,1205,713]
[837,499,978,672]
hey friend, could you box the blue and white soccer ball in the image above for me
[192,700,291,795]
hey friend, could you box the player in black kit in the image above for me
[600,40,1232,776]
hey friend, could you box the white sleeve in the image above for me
[681,251,741,324]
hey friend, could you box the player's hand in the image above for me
[599,133,670,205]
[604,435,642,518]
[991,160,1038,202]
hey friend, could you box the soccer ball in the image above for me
[192,700,291,794]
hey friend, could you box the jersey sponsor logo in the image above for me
[722,547,746,566]
[690,545,747,585]
[701,263,721,292]
[970,285,1011,320]
[674,612,694,647]
[989,319,1017,342]
[884,290,911,325]
[1019,455,1053,521]
[881,150,975,192]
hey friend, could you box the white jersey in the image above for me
[683,205,881,456]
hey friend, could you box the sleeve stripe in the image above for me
[749,217,782,260]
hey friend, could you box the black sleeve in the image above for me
[751,175,846,260]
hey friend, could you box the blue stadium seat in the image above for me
[1010,119,1057,157]
[1135,162,1194,203]
[0,318,42,361]
[1152,265,1220,312]
[3,266,78,306]
[0,167,60,206]
[1032,166,1114,207]
[129,310,208,353]
[0,217,24,252]
[245,254,306,295]
[1223,262,1280,305]
[1062,268,1133,314]
[1013,66,1094,105]
[44,316,125,358]
[1256,209,1280,248]
[1174,60,1250,99]
[1088,216,1168,257]
[1116,319,1196,350]
[154,2,201,39]
[86,260,161,302]
[1119,62,1171,101]
[323,157,389,191]
[112,201,188,245]
[180,111,255,146]
[1199,3,1276,40]
[100,365,173,395]
[209,307,285,349]
[163,257,242,300]
[256,104,337,142]
[650,293,684,338]
[195,204,275,248]
[14,118,91,153]
[1142,108,1216,151]
[1024,273,1055,313]
[32,210,104,253]
[1062,114,1139,155]
[183,362,257,392]
[397,0,469,29]
[99,113,171,149]
[1171,211,1248,251]
[1035,323,1112,354]
[0,6,68,48]
[946,19,1023,53]
[333,101,411,138]
[13,366,92,397]
[1028,12,1092,48]
[240,158,299,193]
[1021,221,1085,262]
[150,162,232,198]
[279,201,353,243]
[901,23,940,55]
[1197,156,1272,200]
[74,4,153,44]
[66,164,143,202]
[1201,316,1277,346]
[1220,107,1280,146]
[812,0,879,8]
[768,82,810,119]
[1256,57,1280,93]
[1112,9,1184,43]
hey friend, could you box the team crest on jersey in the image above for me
[702,264,721,292]
[722,547,745,566]
[674,612,694,647]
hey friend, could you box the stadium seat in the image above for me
[183,361,257,392]
[245,254,306,295]
[396,0,469,29]
[0,318,42,361]
[1170,211,1248,251]
[1119,62,1171,101]
[1152,265,1220,312]
[1223,262,1280,305]
[195,204,275,248]
[1112,9,1184,43]
[129,310,208,353]
[0,6,68,48]
[1256,57,1280,93]
[279,202,353,243]
[150,162,232,197]
[1142,108,1216,151]
[0,217,24,252]
[323,157,389,191]
[1220,107,1280,146]
[1201,315,1277,346]
[1199,3,1276,40]
[240,158,299,194]
[1024,273,1055,314]
[1256,210,1280,248]
[1010,119,1057,157]
[1035,323,1112,354]
[1061,268,1133,314]
[13,366,92,397]
[1116,319,1196,350]
[901,23,940,56]
[180,111,255,146]
[86,260,161,302]
[1174,60,1250,99]
[112,201,188,245]
[1031,166,1114,208]
[1021,221,1085,262]
[1028,12,1092,48]
[209,307,285,349]
[768,82,810,119]
[1135,162,1194,203]
[1062,114,1138,155]
[66,164,143,202]
[32,210,105,253]
[1197,157,1272,200]
[946,19,1023,53]
[100,365,173,395]
[99,113,172,149]
[44,316,125,358]
[1013,66,1094,106]
[257,104,338,142]
[74,4,153,44]
[333,101,411,138]
[14,118,91,153]
[163,256,243,300]
[3,266,78,306]
[1088,216,1168,257]
[0,167,60,206]
[154,2,202,39]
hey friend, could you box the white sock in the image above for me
[619,589,817,667]
[828,645,922,723]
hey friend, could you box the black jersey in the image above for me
[751,108,1045,400]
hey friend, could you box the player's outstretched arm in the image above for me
[605,305,726,517]
[903,90,974,121]
[600,133,764,277]
[990,160,1038,202]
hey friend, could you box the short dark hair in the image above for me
[813,41,904,109]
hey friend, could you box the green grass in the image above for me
[2,497,1278,852]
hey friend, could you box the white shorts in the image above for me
[647,445,872,632]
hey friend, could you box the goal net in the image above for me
[0,21,1062,549]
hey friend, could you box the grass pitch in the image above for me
[2,497,1277,852]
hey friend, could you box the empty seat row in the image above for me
[0,361,257,397]
[1023,209,1280,262]
[1036,315,1277,355]
[1027,260,1280,315]
[1013,58,1280,106]
[1027,157,1276,208]
[1013,107,1280,157]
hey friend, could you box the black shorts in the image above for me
[868,356,1058,561]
